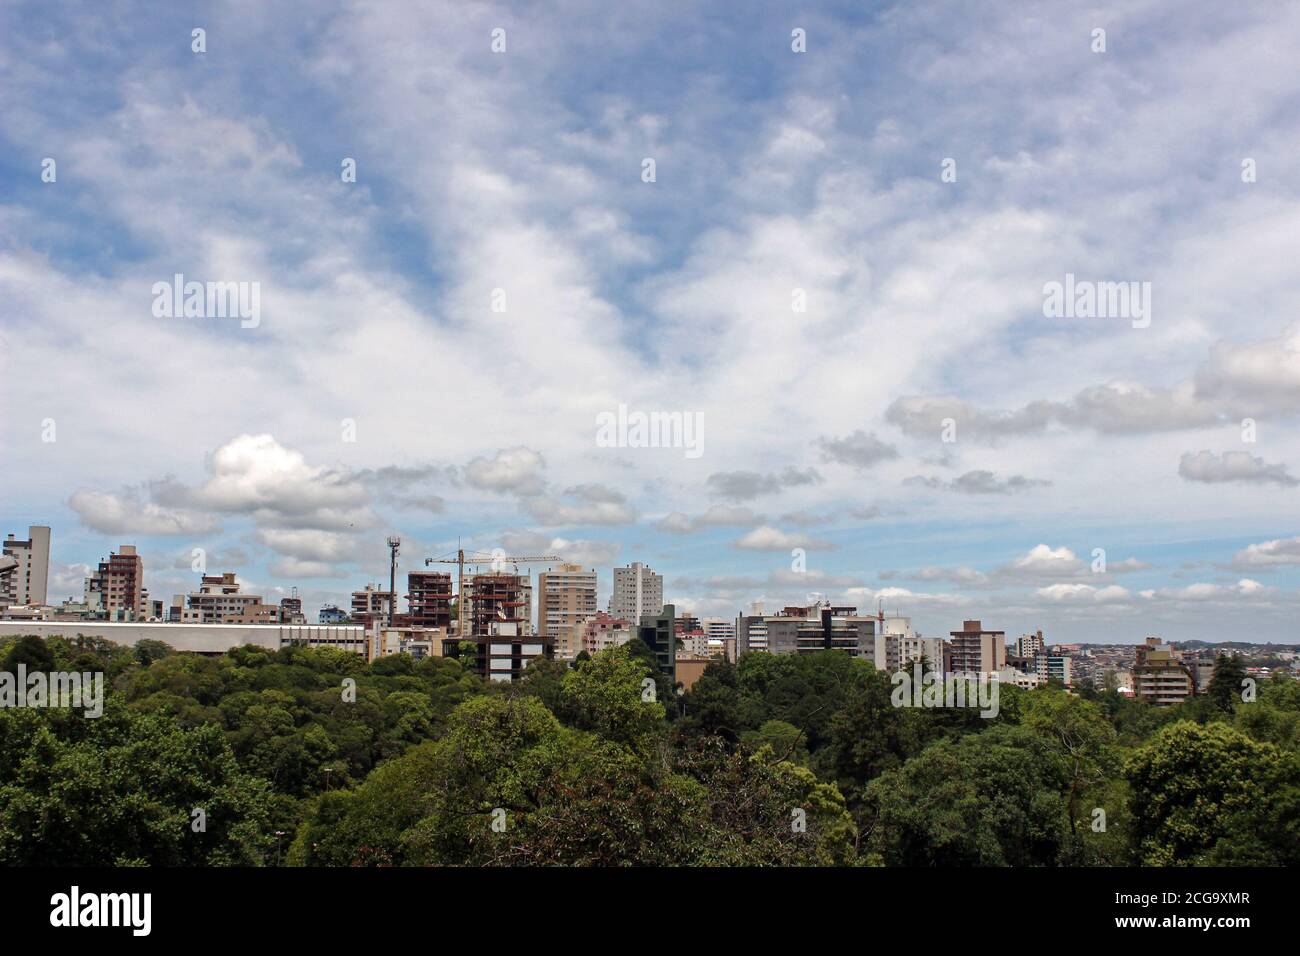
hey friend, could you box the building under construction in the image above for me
[465,572,533,637]
[406,571,453,629]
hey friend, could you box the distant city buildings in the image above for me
[5,521,1298,698]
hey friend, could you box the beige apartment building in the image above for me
[538,564,598,659]
[948,619,1008,676]
[1,525,50,608]
[1133,637,1195,705]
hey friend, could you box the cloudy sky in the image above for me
[2,0,1299,643]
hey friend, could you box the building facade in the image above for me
[85,545,146,620]
[609,562,663,621]
[1,525,50,608]
[538,564,598,659]
[948,620,1008,676]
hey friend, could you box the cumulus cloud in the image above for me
[732,526,836,551]
[1178,450,1298,486]
[464,447,548,497]
[255,528,354,563]
[1195,323,1300,409]
[68,489,220,536]
[1034,583,1132,603]
[1231,536,1300,568]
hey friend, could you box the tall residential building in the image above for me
[538,564,598,659]
[1016,630,1045,659]
[1,525,50,607]
[407,571,453,629]
[873,616,944,674]
[609,562,663,621]
[736,613,769,653]
[1133,637,1194,705]
[948,619,1007,676]
[85,545,145,620]
[351,584,394,629]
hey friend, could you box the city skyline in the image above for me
[4,2,1300,643]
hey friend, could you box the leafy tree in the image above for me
[1125,720,1298,865]
[1207,654,1248,712]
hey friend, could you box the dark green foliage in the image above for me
[3,636,1297,867]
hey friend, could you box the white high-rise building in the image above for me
[2,526,50,607]
[609,562,663,621]
[873,615,943,674]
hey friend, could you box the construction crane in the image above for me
[424,548,562,639]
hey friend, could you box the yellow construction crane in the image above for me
[424,548,562,639]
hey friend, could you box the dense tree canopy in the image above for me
[1,633,1296,866]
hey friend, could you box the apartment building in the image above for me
[85,545,146,620]
[580,611,632,654]
[538,564,598,659]
[406,571,453,629]
[1133,637,1194,705]
[609,562,663,620]
[351,584,394,629]
[1,525,50,607]
[948,620,1008,676]
[175,573,277,624]
[634,604,677,680]
[873,616,944,674]
[1016,630,1045,659]
[279,593,306,624]
[319,604,350,624]
[764,607,877,657]
[736,613,769,653]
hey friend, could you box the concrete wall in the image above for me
[0,621,366,655]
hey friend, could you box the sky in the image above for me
[2,0,1299,643]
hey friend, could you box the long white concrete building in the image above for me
[0,620,367,655]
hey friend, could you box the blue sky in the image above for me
[2,0,1299,642]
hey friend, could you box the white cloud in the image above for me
[68,489,220,536]
[732,526,836,551]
